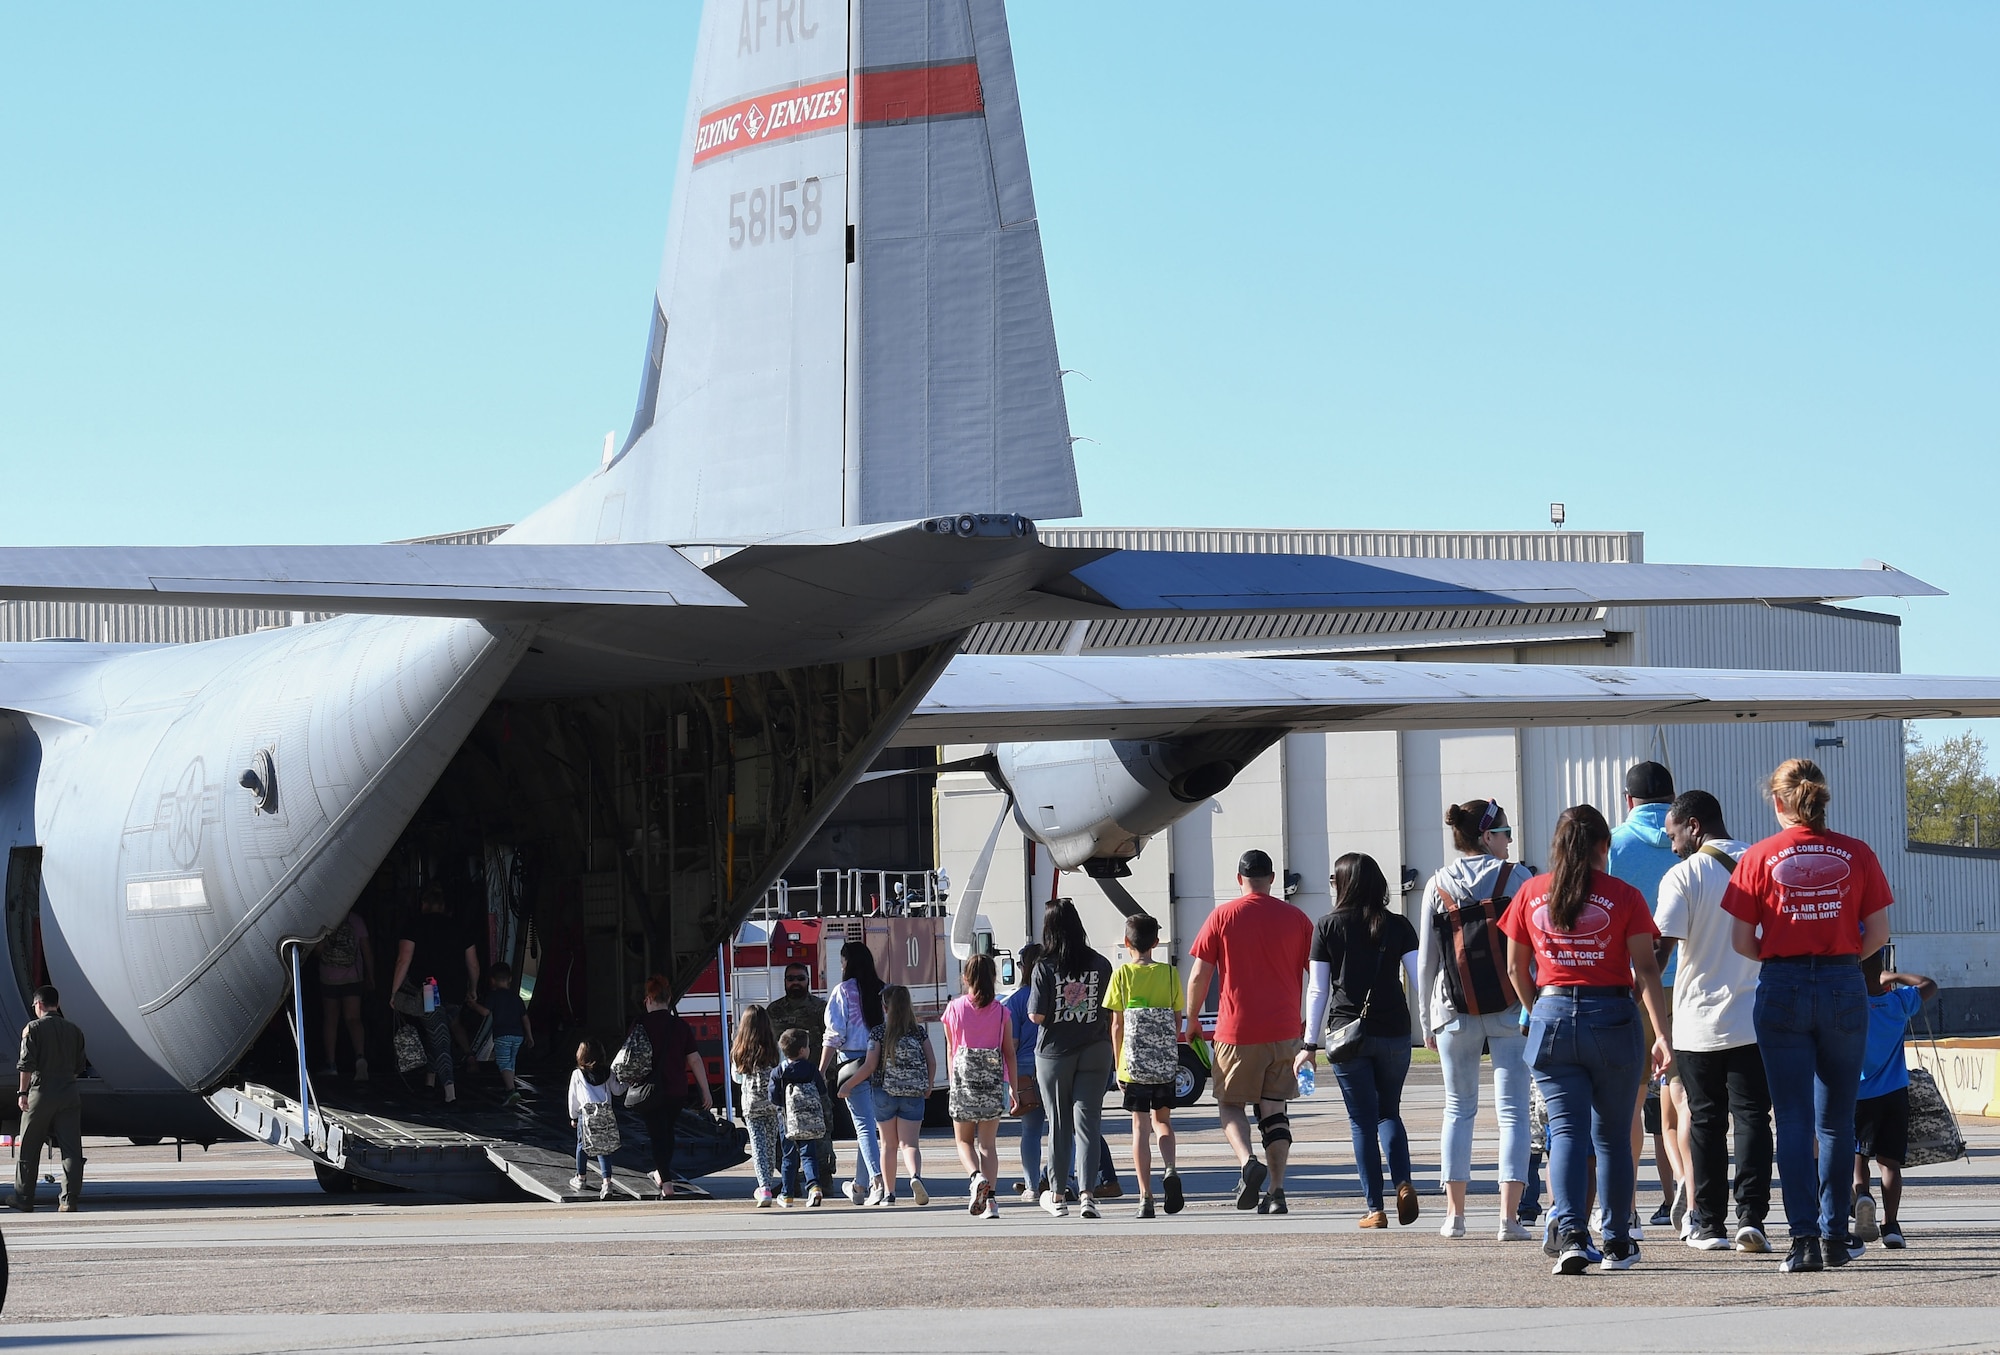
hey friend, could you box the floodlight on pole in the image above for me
[1550,502,1567,529]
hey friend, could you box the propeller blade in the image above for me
[1094,875,1145,919]
[951,793,1013,961]
[853,753,998,786]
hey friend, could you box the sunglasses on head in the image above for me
[1479,799,1509,835]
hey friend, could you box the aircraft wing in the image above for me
[0,543,743,617]
[1017,550,1943,615]
[894,655,2000,744]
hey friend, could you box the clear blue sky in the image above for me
[3,5,1995,729]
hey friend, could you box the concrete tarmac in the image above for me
[2,1063,1994,1352]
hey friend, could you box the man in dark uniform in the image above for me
[13,985,88,1213]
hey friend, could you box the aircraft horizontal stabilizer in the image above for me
[1022,552,1943,616]
[897,655,2000,744]
[0,544,743,617]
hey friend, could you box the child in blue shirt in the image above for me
[1851,950,1936,1250]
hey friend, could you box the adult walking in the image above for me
[1721,759,1891,1274]
[1301,853,1420,1229]
[10,986,87,1213]
[315,907,374,1083]
[820,941,888,1205]
[388,886,480,1103]
[1416,798,1534,1240]
[1610,760,1691,1232]
[1029,899,1114,1218]
[1185,849,1313,1215]
[1502,806,1672,1274]
[1656,789,1771,1253]
[630,975,713,1198]
[1005,942,1046,1197]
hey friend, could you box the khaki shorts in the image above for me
[1213,1039,1301,1106]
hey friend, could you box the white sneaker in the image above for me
[598,1175,613,1201]
[864,1183,886,1207]
[910,1178,929,1207]
[846,1178,866,1206]
[754,1186,773,1208]
[1039,1189,1068,1218]
[1439,1214,1466,1239]
[567,1175,586,1194]
[1854,1194,1880,1242]
[982,1195,999,1219]
[1497,1217,1532,1242]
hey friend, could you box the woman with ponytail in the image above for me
[1720,759,1892,1275]
[1501,805,1672,1275]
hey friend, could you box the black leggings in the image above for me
[638,1098,684,1178]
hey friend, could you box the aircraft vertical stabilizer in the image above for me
[506,0,1078,546]
[850,0,1080,524]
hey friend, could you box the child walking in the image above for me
[1105,912,1185,1218]
[1852,952,1937,1249]
[772,1027,832,1207]
[567,1038,625,1200]
[732,1004,784,1208]
[472,962,534,1105]
[844,983,936,1205]
[942,953,1017,1219]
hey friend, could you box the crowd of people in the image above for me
[705,756,1937,1278]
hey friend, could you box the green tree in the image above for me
[1906,724,2000,847]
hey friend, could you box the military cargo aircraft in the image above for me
[4,0,1997,1194]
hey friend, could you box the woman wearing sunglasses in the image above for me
[1416,797,1536,1240]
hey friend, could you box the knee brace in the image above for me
[1258,1110,1292,1149]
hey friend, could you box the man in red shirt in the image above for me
[1184,850,1315,1214]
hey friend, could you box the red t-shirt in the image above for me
[1498,870,1659,989]
[1188,891,1313,1045]
[1719,826,1892,958]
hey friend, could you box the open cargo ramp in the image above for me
[208,1080,741,1201]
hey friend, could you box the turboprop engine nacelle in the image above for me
[992,731,1284,875]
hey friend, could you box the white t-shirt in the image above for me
[1653,838,1759,1052]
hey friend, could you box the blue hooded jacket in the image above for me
[1610,800,1679,983]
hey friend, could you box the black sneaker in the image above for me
[1257,1188,1287,1215]
[1881,1226,1906,1249]
[1686,1225,1730,1251]
[1138,1198,1156,1219]
[1234,1157,1268,1211]
[1162,1168,1184,1215]
[1649,1200,1674,1227]
[1781,1236,1825,1273]
[1552,1232,1593,1275]
[1826,1234,1863,1266]
[1600,1238,1641,1271]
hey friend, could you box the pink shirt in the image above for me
[942,996,1011,1074]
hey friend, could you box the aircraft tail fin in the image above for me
[506,0,1079,547]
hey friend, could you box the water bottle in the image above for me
[1296,1064,1316,1097]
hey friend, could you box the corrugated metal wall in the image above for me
[963,604,1604,656]
[0,601,329,644]
[1038,527,1642,562]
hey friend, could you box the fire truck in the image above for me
[677,869,985,1123]
[678,868,1211,1121]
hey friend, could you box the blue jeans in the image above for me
[1329,1035,1412,1212]
[837,1055,884,1186]
[1754,958,1867,1240]
[781,1133,822,1197]
[1017,1103,1046,1193]
[1437,1008,1531,1185]
[1528,991,1645,1246]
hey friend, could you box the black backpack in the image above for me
[1433,862,1521,1016]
